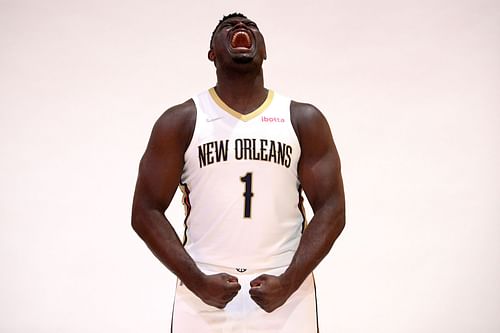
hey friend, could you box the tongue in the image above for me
[232,32,251,49]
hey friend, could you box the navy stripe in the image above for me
[298,185,307,233]
[313,274,320,333]
[179,182,191,246]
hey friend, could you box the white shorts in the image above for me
[171,263,318,333]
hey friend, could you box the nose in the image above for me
[233,21,249,30]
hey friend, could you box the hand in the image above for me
[249,274,293,313]
[190,273,241,309]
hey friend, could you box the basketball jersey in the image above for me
[180,88,304,270]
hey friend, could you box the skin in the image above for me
[131,16,345,313]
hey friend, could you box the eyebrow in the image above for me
[221,18,258,27]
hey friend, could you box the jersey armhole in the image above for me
[289,100,302,151]
[183,96,200,156]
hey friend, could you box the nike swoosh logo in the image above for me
[206,117,223,122]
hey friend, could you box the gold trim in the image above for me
[208,87,274,122]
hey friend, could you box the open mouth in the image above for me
[230,30,252,49]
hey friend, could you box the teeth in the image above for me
[231,31,251,48]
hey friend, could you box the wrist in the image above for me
[279,269,301,296]
[180,267,207,293]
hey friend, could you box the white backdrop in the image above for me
[1,0,499,332]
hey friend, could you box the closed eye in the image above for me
[245,21,258,28]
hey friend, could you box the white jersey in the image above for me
[180,88,305,270]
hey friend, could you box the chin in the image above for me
[232,55,254,64]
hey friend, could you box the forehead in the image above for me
[217,17,259,30]
[224,17,256,24]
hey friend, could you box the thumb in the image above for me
[250,274,266,288]
[225,274,239,283]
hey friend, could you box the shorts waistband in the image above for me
[195,262,289,275]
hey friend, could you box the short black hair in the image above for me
[210,12,248,48]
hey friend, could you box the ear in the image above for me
[208,49,215,62]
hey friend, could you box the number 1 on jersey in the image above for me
[240,172,254,218]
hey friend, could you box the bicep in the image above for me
[134,139,184,213]
[296,107,344,212]
[133,107,193,214]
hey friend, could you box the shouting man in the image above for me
[132,13,345,332]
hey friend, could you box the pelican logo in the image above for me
[236,268,247,273]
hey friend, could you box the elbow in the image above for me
[131,209,146,235]
[338,215,346,234]
[339,206,346,229]
[131,206,163,238]
[332,207,346,236]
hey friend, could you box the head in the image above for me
[208,13,267,68]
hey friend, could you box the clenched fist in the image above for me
[249,274,294,313]
[191,273,241,309]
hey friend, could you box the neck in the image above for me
[214,67,267,115]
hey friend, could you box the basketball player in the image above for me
[132,13,345,332]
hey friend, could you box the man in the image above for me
[132,13,345,332]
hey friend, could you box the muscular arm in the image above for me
[285,101,345,286]
[250,102,345,312]
[131,100,240,308]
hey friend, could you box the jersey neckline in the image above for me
[208,87,274,122]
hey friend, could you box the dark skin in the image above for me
[131,16,345,313]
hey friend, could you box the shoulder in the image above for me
[149,98,197,152]
[155,98,196,131]
[290,100,331,143]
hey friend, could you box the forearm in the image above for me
[132,209,204,290]
[281,204,345,291]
